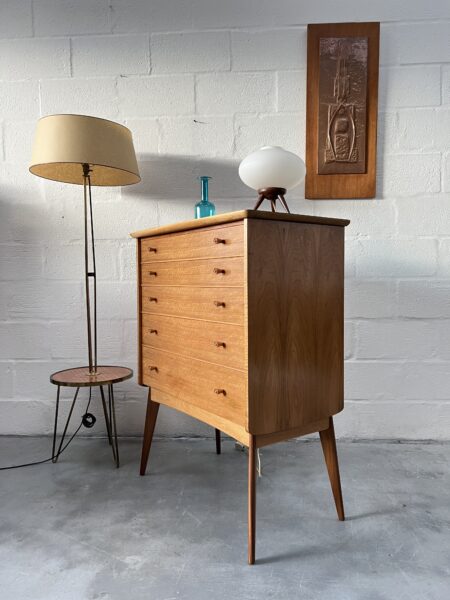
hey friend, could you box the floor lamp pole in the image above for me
[82,163,97,375]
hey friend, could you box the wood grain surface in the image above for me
[142,313,246,370]
[141,257,244,287]
[247,219,345,435]
[140,388,160,476]
[151,388,250,445]
[135,212,349,565]
[131,210,349,239]
[141,285,245,324]
[320,417,345,521]
[142,346,247,426]
[141,223,243,263]
[50,365,133,387]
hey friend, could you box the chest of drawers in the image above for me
[132,209,349,564]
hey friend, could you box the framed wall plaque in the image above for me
[305,22,380,199]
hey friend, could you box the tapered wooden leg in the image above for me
[248,434,256,565]
[215,428,221,454]
[319,417,345,521]
[140,388,160,476]
[253,193,265,210]
[278,194,291,214]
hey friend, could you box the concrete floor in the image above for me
[0,437,449,600]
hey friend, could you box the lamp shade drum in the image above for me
[29,114,140,186]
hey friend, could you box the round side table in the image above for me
[50,366,133,468]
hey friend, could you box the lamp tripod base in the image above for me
[253,187,290,213]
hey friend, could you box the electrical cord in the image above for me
[0,388,93,471]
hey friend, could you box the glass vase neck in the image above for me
[199,176,211,203]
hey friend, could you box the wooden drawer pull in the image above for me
[149,366,158,372]
[148,329,158,334]
[214,341,226,348]
[148,297,158,302]
[214,301,226,307]
[148,271,157,277]
[214,237,226,244]
[147,247,157,253]
[214,268,226,275]
[214,388,226,396]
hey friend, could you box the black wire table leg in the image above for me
[49,366,132,469]
[52,385,61,463]
[100,385,113,446]
[54,387,80,461]
[107,386,118,465]
[109,384,120,468]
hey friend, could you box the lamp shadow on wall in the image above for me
[0,195,45,243]
[122,153,254,200]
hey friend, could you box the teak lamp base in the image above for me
[253,187,290,213]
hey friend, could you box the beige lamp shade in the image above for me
[29,114,140,186]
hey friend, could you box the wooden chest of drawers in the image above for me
[132,209,349,564]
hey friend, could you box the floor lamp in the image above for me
[29,114,141,466]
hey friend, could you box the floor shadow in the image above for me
[345,507,402,521]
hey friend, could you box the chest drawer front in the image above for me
[141,224,244,263]
[141,286,244,324]
[142,313,245,370]
[142,346,247,425]
[141,257,244,287]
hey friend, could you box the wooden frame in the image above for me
[305,22,380,199]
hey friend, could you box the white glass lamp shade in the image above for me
[239,146,306,191]
[30,114,140,186]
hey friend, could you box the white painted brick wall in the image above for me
[443,67,450,104]
[0,81,40,119]
[234,113,304,157]
[0,1,449,440]
[33,0,112,36]
[71,34,150,77]
[231,30,305,71]
[387,22,450,64]
[0,1,32,38]
[379,66,441,108]
[277,70,306,112]
[196,72,276,114]
[381,153,441,196]
[117,75,195,116]
[159,115,234,157]
[151,32,230,74]
[355,239,438,278]
[0,37,70,79]
[40,77,119,120]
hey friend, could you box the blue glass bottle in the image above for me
[195,176,215,219]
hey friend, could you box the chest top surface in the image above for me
[131,209,350,239]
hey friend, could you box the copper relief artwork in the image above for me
[318,37,368,175]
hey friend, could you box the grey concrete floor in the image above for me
[0,437,449,600]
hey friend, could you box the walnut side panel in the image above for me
[247,219,345,435]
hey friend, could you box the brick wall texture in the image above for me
[1,0,450,439]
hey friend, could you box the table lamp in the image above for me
[30,114,141,376]
[238,145,306,213]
